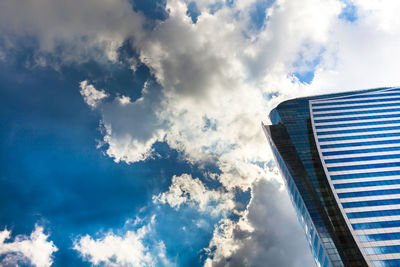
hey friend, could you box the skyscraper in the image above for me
[263,87,400,267]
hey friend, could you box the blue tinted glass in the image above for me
[316,120,400,129]
[358,233,400,242]
[360,236,373,242]
[331,170,400,180]
[315,113,400,124]
[323,146,400,156]
[269,89,388,266]
[334,179,400,189]
[347,209,400,219]
[295,190,300,210]
[353,220,400,230]
[312,97,400,107]
[298,203,304,226]
[321,139,400,149]
[365,245,400,255]
[314,108,400,118]
[310,224,315,244]
[313,234,319,258]
[338,189,400,198]
[319,133,400,143]
[313,102,400,113]
[342,198,400,208]
[318,244,324,264]
[325,154,400,164]
[328,162,400,172]
[372,259,400,266]
[323,256,330,267]
[289,180,295,198]
[317,126,400,135]
[270,109,281,124]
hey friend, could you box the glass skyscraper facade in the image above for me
[263,87,400,267]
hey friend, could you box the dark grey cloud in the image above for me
[211,178,314,267]
[5,0,399,266]
[0,0,145,64]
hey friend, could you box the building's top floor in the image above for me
[269,87,391,125]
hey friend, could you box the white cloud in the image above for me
[309,0,400,93]
[74,0,349,264]
[0,225,58,267]
[78,80,166,163]
[99,81,166,163]
[73,0,400,265]
[74,0,341,183]
[79,80,108,109]
[0,0,145,64]
[74,216,168,267]
[5,0,400,265]
[117,95,132,106]
[122,0,342,192]
[204,178,315,267]
[74,232,152,266]
[153,173,235,216]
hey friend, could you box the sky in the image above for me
[1,0,400,266]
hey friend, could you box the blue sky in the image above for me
[1,0,400,266]
[0,35,218,266]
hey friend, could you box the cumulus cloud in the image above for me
[71,0,400,265]
[78,80,166,163]
[310,0,400,92]
[79,80,108,109]
[204,178,314,267]
[153,173,235,216]
[0,225,58,267]
[74,216,169,267]
[0,0,145,64]
[99,80,166,163]
[75,0,392,265]
[5,0,400,266]
[129,0,274,191]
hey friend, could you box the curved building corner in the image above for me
[264,87,400,267]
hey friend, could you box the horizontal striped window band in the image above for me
[328,162,400,172]
[321,139,400,149]
[317,126,400,135]
[359,233,400,242]
[312,97,400,107]
[334,179,400,189]
[316,119,400,129]
[322,147,400,156]
[338,188,400,198]
[326,154,400,164]
[315,113,400,123]
[313,102,400,112]
[313,108,400,118]
[331,170,400,180]
[342,198,400,208]
[352,220,400,230]
[319,133,400,142]
[365,245,400,255]
[347,209,400,219]
[372,259,400,266]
